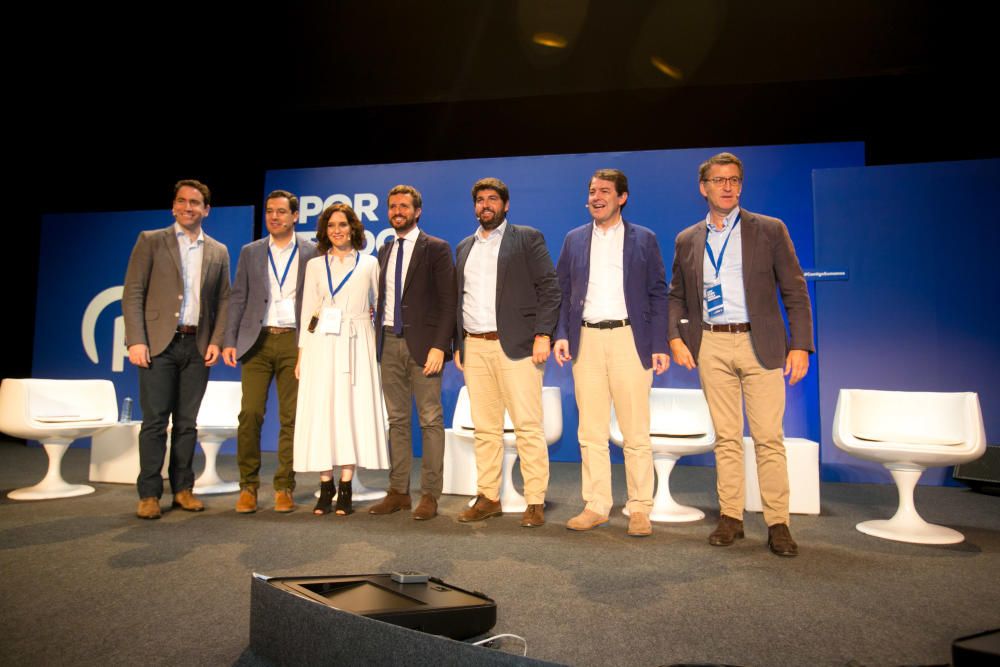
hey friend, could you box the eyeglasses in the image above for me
[703,176,742,187]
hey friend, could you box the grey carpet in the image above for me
[1,440,998,666]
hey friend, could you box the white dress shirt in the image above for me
[582,217,629,323]
[382,226,421,329]
[265,235,300,327]
[702,207,749,324]
[462,220,507,333]
[175,223,204,326]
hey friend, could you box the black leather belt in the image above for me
[176,325,198,335]
[583,319,630,329]
[703,322,751,333]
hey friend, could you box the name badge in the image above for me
[705,283,724,319]
[275,298,296,327]
[319,306,343,335]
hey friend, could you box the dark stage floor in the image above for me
[1,441,998,666]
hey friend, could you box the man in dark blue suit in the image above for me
[222,190,318,514]
[554,169,669,536]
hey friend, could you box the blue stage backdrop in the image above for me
[33,207,252,449]
[813,159,1000,485]
[266,142,865,466]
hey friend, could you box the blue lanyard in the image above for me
[325,252,359,299]
[267,242,298,290]
[705,215,740,280]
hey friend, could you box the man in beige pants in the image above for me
[454,177,561,528]
[553,169,670,537]
[667,152,814,557]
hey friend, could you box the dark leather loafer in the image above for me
[457,495,502,522]
[137,497,161,520]
[708,515,744,546]
[520,504,545,527]
[768,523,799,557]
[412,494,438,520]
[368,490,412,515]
[171,489,205,512]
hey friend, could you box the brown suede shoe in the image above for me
[566,508,609,531]
[768,523,799,557]
[368,490,412,515]
[274,489,296,513]
[520,504,545,527]
[627,511,652,537]
[171,489,205,512]
[457,495,502,522]
[235,487,258,513]
[412,494,438,521]
[708,515,744,546]
[137,497,161,520]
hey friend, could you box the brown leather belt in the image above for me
[176,325,198,335]
[583,318,630,329]
[703,322,751,333]
[464,331,500,341]
[263,326,295,335]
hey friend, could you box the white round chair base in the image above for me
[313,478,387,502]
[193,480,240,495]
[9,482,95,500]
[856,519,965,545]
[621,505,705,522]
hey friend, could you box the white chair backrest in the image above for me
[842,389,973,446]
[452,385,563,444]
[196,381,242,428]
[15,379,117,424]
[648,388,713,437]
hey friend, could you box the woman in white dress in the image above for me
[294,203,389,515]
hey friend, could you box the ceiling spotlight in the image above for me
[650,55,683,81]
[532,32,568,48]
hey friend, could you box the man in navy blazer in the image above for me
[554,169,669,536]
[454,177,561,527]
[668,152,813,557]
[222,190,317,514]
[369,184,456,521]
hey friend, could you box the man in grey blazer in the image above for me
[454,177,561,527]
[123,179,231,520]
[222,190,317,514]
[667,153,813,556]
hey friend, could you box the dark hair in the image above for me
[174,179,211,206]
[388,184,422,210]
[316,203,364,253]
[266,189,299,214]
[471,177,509,205]
[591,168,629,209]
[698,152,744,182]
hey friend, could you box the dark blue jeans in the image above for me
[136,333,209,499]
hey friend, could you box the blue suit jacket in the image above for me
[554,220,669,370]
[223,235,318,359]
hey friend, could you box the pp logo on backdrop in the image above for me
[82,286,127,373]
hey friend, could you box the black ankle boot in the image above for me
[335,479,353,516]
[313,480,335,515]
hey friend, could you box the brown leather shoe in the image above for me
[457,495,502,522]
[171,489,205,512]
[709,515,744,546]
[274,489,296,513]
[768,523,799,557]
[137,497,161,520]
[566,509,609,531]
[235,487,257,513]
[520,504,545,527]
[627,511,652,537]
[368,490,412,515]
[412,494,438,520]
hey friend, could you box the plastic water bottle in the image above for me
[119,397,133,423]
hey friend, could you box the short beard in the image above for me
[478,214,504,231]
[391,217,417,235]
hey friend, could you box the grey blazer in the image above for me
[455,223,561,360]
[667,209,814,370]
[123,225,231,357]
[223,236,318,360]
